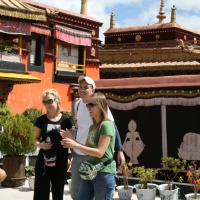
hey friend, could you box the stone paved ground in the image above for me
[0,180,162,200]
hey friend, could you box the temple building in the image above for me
[0,0,102,113]
[1,0,200,168]
[95,0,200,167]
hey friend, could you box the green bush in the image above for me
[62,111,76,125]
[22,107,43,124]
[0,114,36,155]
[0,103,12,116]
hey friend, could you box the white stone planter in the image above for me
[116,185,133,200]
[28,176,35,190]
[67,179,72,192]
[158,184,179,200]
[185,193,200,199]
[134,183,158,200]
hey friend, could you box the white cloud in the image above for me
[33,0,200,42]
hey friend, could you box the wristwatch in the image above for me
[74,143,80,149]
[118,147,124,152]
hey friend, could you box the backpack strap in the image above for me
[74,99,81,113]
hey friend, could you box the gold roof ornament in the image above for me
[80,0,87,15]
[110,13,115,28]
[46,8,59,16]
[171,5,176,23]
[157,0,166,23]
[179,39,200,58]
[0,0,46,21]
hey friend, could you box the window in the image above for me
[28,35,44,72]
[30,39,36,64]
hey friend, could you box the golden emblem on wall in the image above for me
[194,37,197,44]
[118,37,121,42]
[92,30,95,36]
[156,34,160,40]
[91,47,95,57]
[135,35,141,42]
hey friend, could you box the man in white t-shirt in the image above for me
[70,76,125,200]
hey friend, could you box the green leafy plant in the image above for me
[62,111,76,125]
[0,41,18,53]
[186,161,200,199]
[22,107,43,124]
[160,157,186,190]
[0,103,12,116]
[0,114,36,155]
[25,166,35,179]
[132,166,158,189]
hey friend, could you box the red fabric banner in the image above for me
[54,25,91,46]
[31,26,51,36]
[0,19,31,35]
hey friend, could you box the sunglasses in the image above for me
[86,102,98,108]
[42,99,55,105]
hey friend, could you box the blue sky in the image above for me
[34,0,200,42]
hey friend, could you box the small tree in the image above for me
[0,103,12,116]
[0,114,36,155]
[186,161,200,199]
[117,162,133,189]
[160,157,186,190]
[133,166,158,189]
[62,111,76,125]
[22,107,43,124]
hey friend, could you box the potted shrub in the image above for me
[22,107,43,164]
[62,110,77,138]
[25,166,35,190]
[158,157,187,200]
[185,161,200,199]
[116,162,133,200]
[0,113,36,187]
[132,166,158,200]
[22,107,43,124]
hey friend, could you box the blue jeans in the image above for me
[71,153,89,200]
[77,172,116,200]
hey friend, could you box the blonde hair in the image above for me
[90,92,110,123]
[42,88,61,113]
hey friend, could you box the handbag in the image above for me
[79,158,113,180]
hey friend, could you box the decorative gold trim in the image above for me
[102,89,200,103]
[74,89,200,103]
[0,72,41,83]
[0,2,46,21]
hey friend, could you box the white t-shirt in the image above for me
[74,99,114,155]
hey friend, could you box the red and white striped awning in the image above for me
[31,26,51,36]
[54,24,91,46]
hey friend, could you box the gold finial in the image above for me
[110,13,115,28]
[171,5,176,23]
[46,8,59,16]
[80,0,87,15]
[157,0,166,23]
